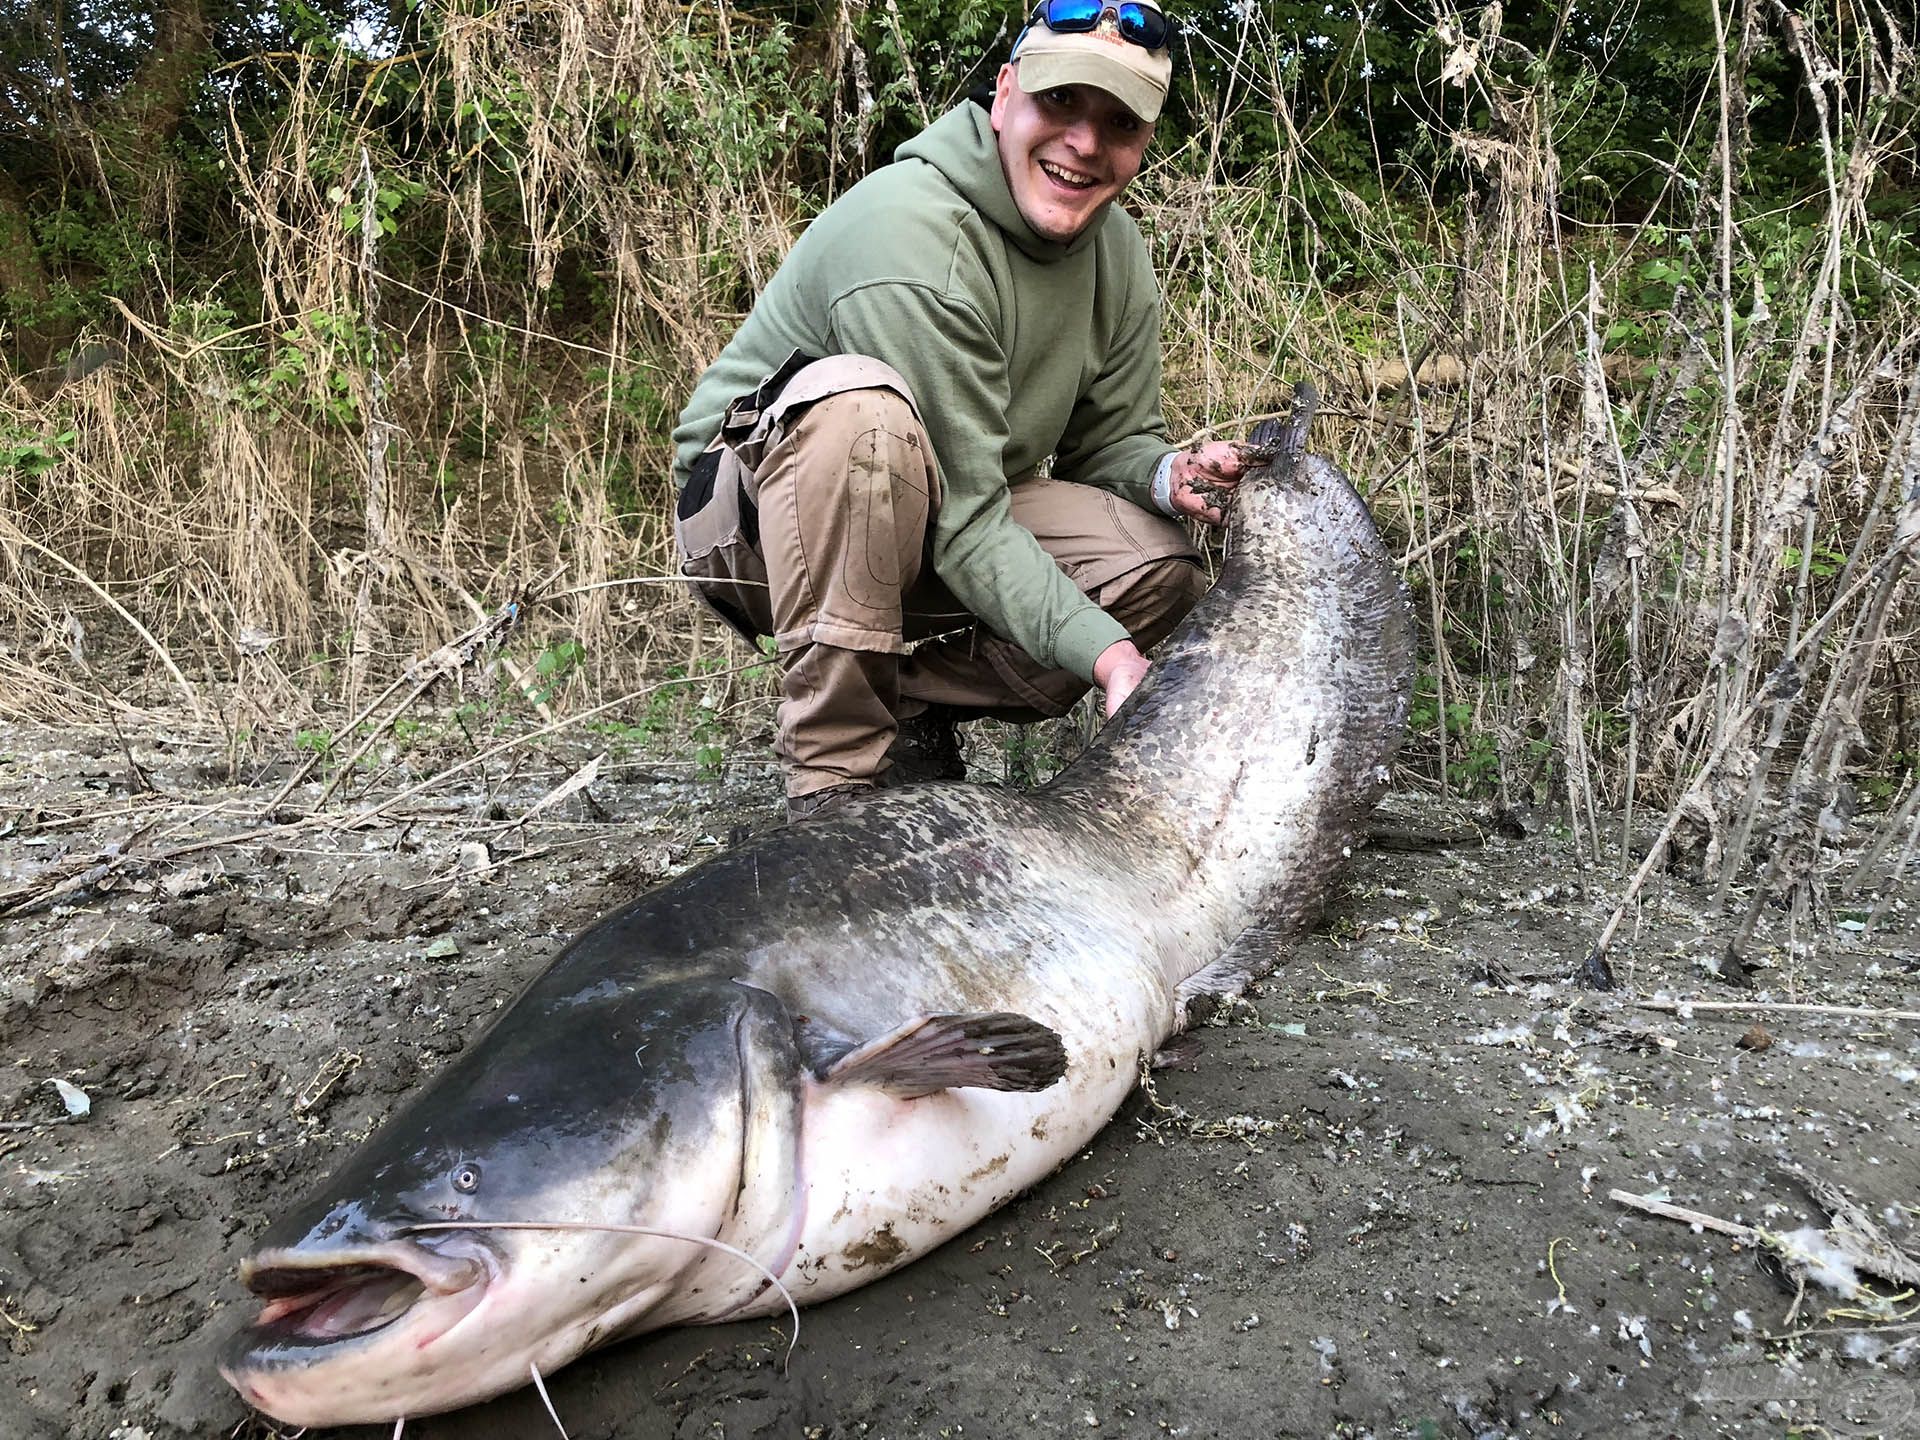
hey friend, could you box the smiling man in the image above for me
[672,2,1256,821]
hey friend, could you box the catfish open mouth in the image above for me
[243,1262,428,1343]
[233,1244,487,1350]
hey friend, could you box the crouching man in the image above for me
[671,2,1257,821]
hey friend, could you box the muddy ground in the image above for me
[2,718,1918,1440]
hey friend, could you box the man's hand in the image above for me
[1167,440,1263,526]
[1093,639,1151,718]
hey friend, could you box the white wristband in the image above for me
[1150,452,1178,517]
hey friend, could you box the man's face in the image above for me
[990,65,1153,244]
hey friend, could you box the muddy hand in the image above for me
[1168,440,1258,526]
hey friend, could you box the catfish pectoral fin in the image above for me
[822,1012,1068,1098]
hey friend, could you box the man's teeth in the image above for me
[1040,161,1095,188]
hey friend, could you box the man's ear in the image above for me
[989,62,1018,132]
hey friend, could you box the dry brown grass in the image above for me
[1133,1,1918,965]
[3,1,1917,958]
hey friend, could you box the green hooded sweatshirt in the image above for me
[670,100,1173,683]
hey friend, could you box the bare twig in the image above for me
[0,521,204,720]
[1637,999,1920,1023]
[1610,1189,1757,1240]
[323,663,762,833]
[307,584,538,812]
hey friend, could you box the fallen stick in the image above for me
[1637,999,1920,1023]
[302,579,544,813]
[490,753,604,835]
[330,662,763,833]
[0,663,760,917]
[0,522,204,720]
[1609,1189,1757,1240]
[0,815,326,917]
[1615,1176,1920,1310]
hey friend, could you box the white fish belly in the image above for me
[771,958,1168,1306]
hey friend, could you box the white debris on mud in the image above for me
[1,727,1918,1438]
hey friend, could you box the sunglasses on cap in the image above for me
[1025,1,1175,52]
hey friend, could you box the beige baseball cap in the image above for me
[1011,9,1174,123]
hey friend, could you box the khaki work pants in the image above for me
[675,355,1205,800]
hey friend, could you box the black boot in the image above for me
[885,706,967,785]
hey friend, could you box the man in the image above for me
[671,1,1255,820]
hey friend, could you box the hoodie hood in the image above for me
[894,101,1107,265]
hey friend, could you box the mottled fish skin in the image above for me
[219,443,1414,1427]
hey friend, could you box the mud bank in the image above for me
[3,723,1918,1438]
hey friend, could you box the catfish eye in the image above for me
[452,1163,482,1194]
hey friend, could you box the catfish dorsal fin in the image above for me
[822,1012,1067,1099]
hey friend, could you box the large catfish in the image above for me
[219,404,1414,1426]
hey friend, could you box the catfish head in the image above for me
[219,976,805,1427]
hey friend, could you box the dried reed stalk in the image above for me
[3,3,1917,993]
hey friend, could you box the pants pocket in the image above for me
[675,447,770,641]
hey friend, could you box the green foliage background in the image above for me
[2,0,1917,826]
[4,1,1910,347]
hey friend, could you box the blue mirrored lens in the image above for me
[1115,5,1171,48]
[1039,1,1170,48]
[1041,0,1105,29]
